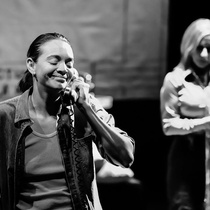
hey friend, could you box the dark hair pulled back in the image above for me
[18,32,71,92]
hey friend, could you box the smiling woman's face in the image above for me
[192,35,210,69]
[33,39,75,91]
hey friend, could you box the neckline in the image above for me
[32,130,57,138]
[29,95,57,135]
[192,71,210,88]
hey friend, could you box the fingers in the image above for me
[68,68,78,82]
[72,68,79,78]
[69,89,79,103]
[65,68,90,105]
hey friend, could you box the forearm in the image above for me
[79,103,135,168]
[162,116,210,136]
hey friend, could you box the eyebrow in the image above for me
[47,55,74,62]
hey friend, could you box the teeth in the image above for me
[53,75,66,79]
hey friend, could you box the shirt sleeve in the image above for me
[160,70,208,136]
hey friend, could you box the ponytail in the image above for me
[18,70,33,93]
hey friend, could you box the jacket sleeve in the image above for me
[87,95,135,168]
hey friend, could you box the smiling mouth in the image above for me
[52,75,67,82]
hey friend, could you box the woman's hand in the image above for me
[66,69,90,106]
[70,76,90,106]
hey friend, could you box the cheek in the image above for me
[35,66,50,83]
[192,53,199,64]
[192,53,209,68]
[36,63,53,76]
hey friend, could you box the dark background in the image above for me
[98,1,210,210]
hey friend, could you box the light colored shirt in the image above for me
[160,67,210,136]
[17,127,72,210]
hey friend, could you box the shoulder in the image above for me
[89,94,105,112]
[163,67,191,88]
[89,94,115,124]
[0,95,20,116]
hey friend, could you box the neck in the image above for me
[30,91,61,118]
[190,62,210,86]
[191,61,210,76]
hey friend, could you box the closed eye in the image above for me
[48,56,59,65]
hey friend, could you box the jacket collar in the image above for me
[14,88,32,127]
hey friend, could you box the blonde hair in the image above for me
[179,18,210,69]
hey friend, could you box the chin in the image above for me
[54,81,67,88]
[196,60,209,68]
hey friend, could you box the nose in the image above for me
[57,62,68,75]
[200,47,209,59]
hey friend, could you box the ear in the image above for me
[26,58,36,75]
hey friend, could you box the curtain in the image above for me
[0,0,168,100]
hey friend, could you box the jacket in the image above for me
[0,89,133,210]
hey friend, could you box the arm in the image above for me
[160,71,210,136]
[79,95,134,168]
[70,77,134,168]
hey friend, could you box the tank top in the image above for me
[16,105,72,210]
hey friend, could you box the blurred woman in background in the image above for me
[160,18,210,210]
